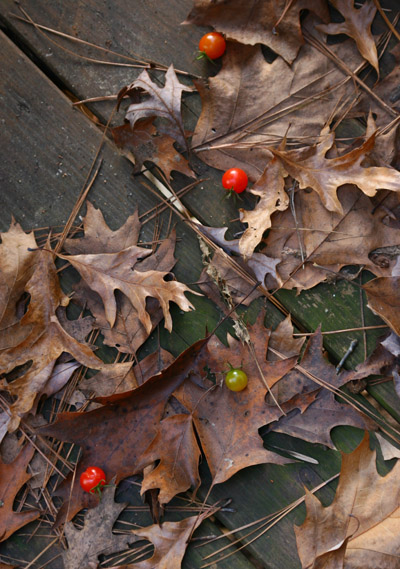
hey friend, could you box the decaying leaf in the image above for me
[73,231,182,354]
[112,119,194,179]
[124,65,193,148]
[261,186,400,291]
[239,156,289,257]
[269,314,306,358]
[295,432,400,568]
[0,219,37,330]
[63,484,135,569]
[0,243,105,431]
[269,329,372,447]
[273,127,400,214]
[136,414,201,504]
[316,0,378,73]
[175,316,298,483]
[39,337,210,522]
[64,201,141,255]
[184,0,329,64]
[363,276,400,335]
[0,444,40,542]
[58,246,198,333]
[192,38,363,177]
[120,508,217,569]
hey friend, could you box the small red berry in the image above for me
[222,168,248,193]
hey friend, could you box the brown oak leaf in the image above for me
[0,244,105,431]
[183,0,329,64]
[239,156,289,257]
[0,444,40,542]
[58,245,198,333]
[0,219,37,331]
[64,201,141,255]
[124,65,193,148]
[175,315,298,484]
[39,336,210,522]
[269,315,306,358]
[119,508,217,569]
[295,433,400,568]
[73,232,181,354]
[316,0,378,74]
[363,276,400,335]
[273,128,400,214]
[269,329,373,447]
[192,38,363,177]
[63,484,136,569]
[136,414,201,504]
[261,186,400,291]
[112,119,194,180]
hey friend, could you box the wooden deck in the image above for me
[0,1,399,568]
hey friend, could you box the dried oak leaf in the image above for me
[295,432,400,568]
[192,37,363,177]
[58,244,198,334]
[363,276,400,335]
[175,315,298,484]
[63,484,136,569]
[239,155,289,257]
[269,314,306,358]
[273,128,400,214]
[0,244,105,431]
[73,232,181,354]
[112,119,194,180]
[135,414,201,504]
[0,444,40,542]
[261,185,400,290]
[125,65,193,148]
[39,336,210,522]
[317,0,378,74]
[0,219,37,331]
[269,329,372,447]
[64,201,141,255]
[120,509,216,569]
[183,0,329,64]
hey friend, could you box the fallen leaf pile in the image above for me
[2,1,400,568]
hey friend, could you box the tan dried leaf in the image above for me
[269,315,305,358]
[0,245,105,431]
[59,247,198,333]
[125,65,193,148]
[239,156,289,257]
[121,509,216,569]
[0,219,37,330]
[175,316,297,484]
[192,38,363,177]
[273,128,400,213]
[317,0,378,73]
[295,433,400,569]
[184,0,329,64]
[262,186,400,290]
[63,484,136,569]
[64,202,141,255]
[136,414,201,504]
[363,276,400,335]
[112,119,194,180]
[0,444,40,542]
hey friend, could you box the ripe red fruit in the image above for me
[222,168,248,193]
[80,466,106,495]
[198,32,226,60]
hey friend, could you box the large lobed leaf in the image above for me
[184,0,329,64]
[295,433,400,568]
